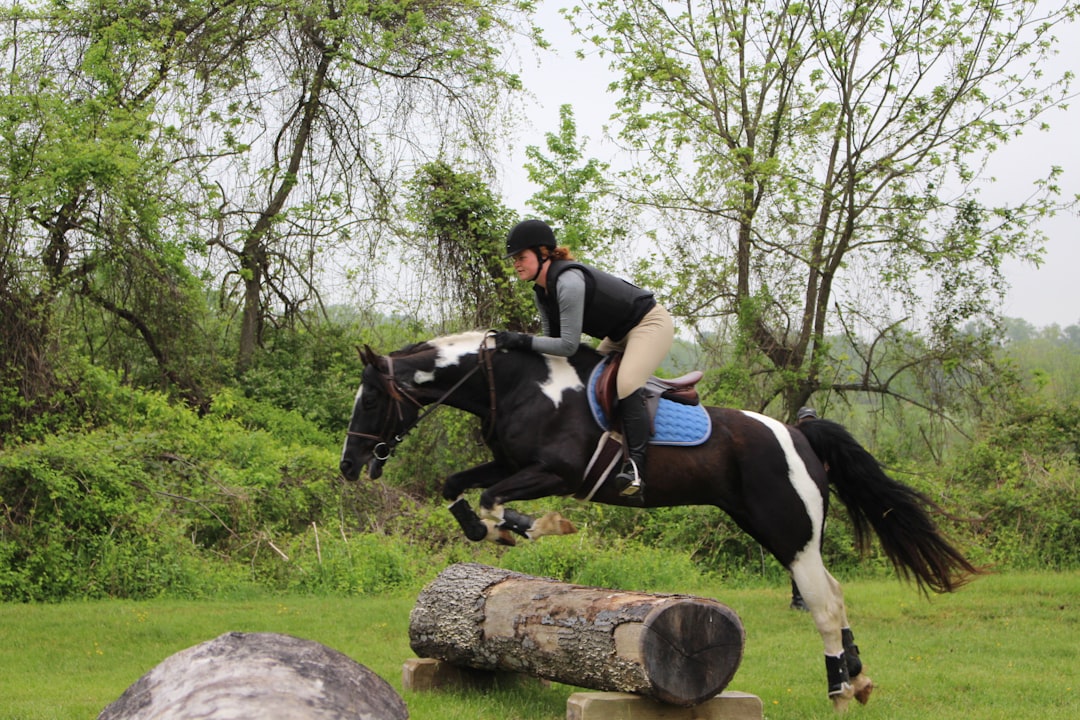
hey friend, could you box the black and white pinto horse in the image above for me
[339,331,978,710]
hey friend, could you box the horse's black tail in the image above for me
[798,418,979,594]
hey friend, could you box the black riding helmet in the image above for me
[505,219,556,258]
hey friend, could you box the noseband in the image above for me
[347,338,498,463]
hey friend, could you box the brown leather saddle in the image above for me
[576,354,705,501]
[594,352,703,422]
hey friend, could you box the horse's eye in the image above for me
[361,392,379,411]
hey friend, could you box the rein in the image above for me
[347,337,498,463]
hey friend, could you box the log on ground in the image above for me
[408,562,744,706]
[98,631,407,720]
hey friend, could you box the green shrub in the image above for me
[270,531,413,595]
[0,370,364,601]
[377,411,492,498]
[3,321,1078,603]
[501,528,713,593]
[237,323,373,433]
[943,400,1080,569]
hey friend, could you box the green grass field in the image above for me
[1,570,1076,720]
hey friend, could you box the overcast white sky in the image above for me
[501,2,1079,329]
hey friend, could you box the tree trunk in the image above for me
[235,42,335,374]
[236,246,263,374]
[409,563,744,707]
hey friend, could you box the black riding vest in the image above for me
[535,261,656,342]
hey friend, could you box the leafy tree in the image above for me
[404,108,622,332]
[0,0,235,414]
[161,0,535,372]
[0,0,538,426]
[523,103,617,260]
[1000,318,1080,406]
[567,0,1079,422]
[404,160,532,330]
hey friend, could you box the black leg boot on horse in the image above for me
[614,388,649,505]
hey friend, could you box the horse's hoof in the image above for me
[852,674,874,704]
[829,683,854,713]
[531,511,577,538]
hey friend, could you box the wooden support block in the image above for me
[566,691,763,720]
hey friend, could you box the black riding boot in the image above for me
[614,388,650,501]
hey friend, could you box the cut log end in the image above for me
[641,599,746,706]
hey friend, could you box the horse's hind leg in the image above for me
[481,505,577,540]
[442,463,577,544]
[844,629,872,703]
[789,551,874,710]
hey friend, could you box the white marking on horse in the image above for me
[741,410,823,545]
[741,411,847,657]
[414,332,487,384]
[342,385,366,458]
[538,355,583,407]
[417,332,582,406]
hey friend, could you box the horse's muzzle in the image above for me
[339,456,385,481]
[339,458,360,482]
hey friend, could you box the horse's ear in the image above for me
[357,345,379,366]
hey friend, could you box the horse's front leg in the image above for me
[442,462,517,545]
[442,461,503,501]
[441,463,578,545]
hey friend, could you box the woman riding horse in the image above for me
[495,219,674,503]
[340,332,980,709]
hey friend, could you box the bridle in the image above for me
[346,336,498,466]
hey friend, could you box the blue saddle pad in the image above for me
[586,359,711,447]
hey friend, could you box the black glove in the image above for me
[494,331,532,351]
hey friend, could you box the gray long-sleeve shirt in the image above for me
[529,268,586,357]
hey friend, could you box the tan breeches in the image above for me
[597,304,675,399]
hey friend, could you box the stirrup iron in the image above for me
[615,460,643,496]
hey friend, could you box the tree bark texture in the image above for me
[409,563,744,706]
[98,632,407,720]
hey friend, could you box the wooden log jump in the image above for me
[408,563,745,707]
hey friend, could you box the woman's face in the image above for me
[510,249,542,282]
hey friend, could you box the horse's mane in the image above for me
[384,330,481,356]
[390,330,602,364]
[389,331,489,358]
[392,341,433,356]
